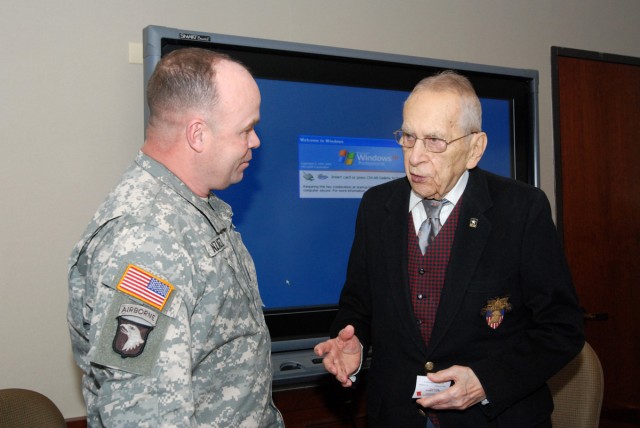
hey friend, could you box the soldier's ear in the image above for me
[186,119,206,153]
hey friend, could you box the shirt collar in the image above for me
[408,170,469,212]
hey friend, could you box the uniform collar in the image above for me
[135,151,233,233]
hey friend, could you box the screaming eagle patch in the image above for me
[481,296,512,329]
[91,292,171,376]
[113,304,158,358]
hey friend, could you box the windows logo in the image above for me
[338,149,355,166]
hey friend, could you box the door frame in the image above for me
[551,46,640,426]
[551,46,640,241]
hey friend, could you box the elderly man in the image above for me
[315,70,584,427]
[68,48,283,427]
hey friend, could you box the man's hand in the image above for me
[313,325,362,387]
[416,365,486,410]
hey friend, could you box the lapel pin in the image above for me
[469,218,478,228]
[481,297,512,329]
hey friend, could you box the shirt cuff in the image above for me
[348,344,365,383]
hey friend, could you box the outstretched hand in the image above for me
[314,325,363,387]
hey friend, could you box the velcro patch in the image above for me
[207,236,226,257]
[116,264,174,311]
[91,293,169,375]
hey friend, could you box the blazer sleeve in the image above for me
[330,200,372,349]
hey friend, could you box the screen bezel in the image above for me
[143,25,540,350]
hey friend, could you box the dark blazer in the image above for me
[331,168,585,428]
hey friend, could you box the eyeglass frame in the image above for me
[393,129,479,153]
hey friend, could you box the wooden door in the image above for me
[553,48,640,427]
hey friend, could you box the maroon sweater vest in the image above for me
[407,199,462,347]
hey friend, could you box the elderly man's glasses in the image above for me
[393,130,478,153]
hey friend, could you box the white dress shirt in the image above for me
[408,170,470,234]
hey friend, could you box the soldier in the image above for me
[67,47,283,427]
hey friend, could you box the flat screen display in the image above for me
[143,25,538,349]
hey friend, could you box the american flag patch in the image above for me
[116,264,174,311]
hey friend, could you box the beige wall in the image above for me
[1,0,638,419]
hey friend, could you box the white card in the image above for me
[412,375,451,398]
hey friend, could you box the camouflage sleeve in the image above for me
[84,220,198,427]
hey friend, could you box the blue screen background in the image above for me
[217,79,511,310]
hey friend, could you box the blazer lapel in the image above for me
[426,169,493,354]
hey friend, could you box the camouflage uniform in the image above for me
[68,151,283,427]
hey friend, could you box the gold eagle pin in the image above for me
[481,296,512,329]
